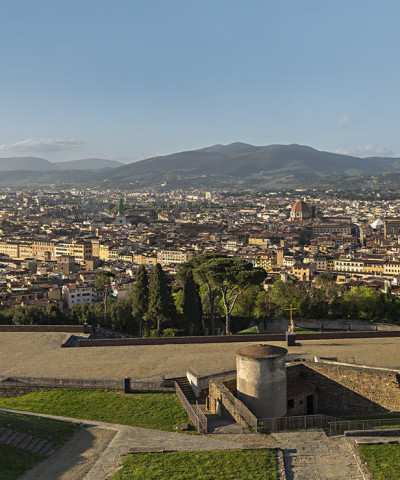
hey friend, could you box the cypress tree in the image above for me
[183,270,203,335]
[147,263,175,335]
[131,265,149,336]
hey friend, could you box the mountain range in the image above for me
[0,157,123,172]
[1,143,400,188]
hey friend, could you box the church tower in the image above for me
[113,197,129,225]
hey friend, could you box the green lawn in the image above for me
[112,450,278,480]
[0,443,44,480]
[237,326,259,334]
[358,443,400,480]
[0,411,78,446]
[293,328,318,333]
[0,389,189,431]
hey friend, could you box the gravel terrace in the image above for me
[0,332,400,379]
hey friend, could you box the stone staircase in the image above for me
[0,427,55,456]
[174,377,197,404]
[61,334,80,348]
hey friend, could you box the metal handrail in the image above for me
[258,414,341,433]
[329,417,400,435]
[174,381,208,434]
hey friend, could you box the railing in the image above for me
[258,414,340,433]
[0,375,173,392]
[0,375,123,390]
[328,417,400,435]
[174,381,208,434]
[232,397,259,431]
[209,380,259,431]
[130,378,174,392]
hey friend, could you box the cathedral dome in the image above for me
[290,200,311,220]
[291,200,310,213]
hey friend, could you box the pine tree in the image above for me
[147,263,176,335]
[183,270,203,335]
[131,265,149,336]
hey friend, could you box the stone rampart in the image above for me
[77,330,400,347]
[208,377,257,429]
[0,325,84,333]
[287,361,400,416]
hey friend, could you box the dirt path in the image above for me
[20,427,117,480]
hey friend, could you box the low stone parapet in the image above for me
[0,325,84,333]
[346,428,400,437]
[77,330,400,347]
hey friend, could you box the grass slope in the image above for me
[112,450,278,480]
[0,443,44,480]
[358,443,400,480]
[0,389,189,431]
[0,411,78,446]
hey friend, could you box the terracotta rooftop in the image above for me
[291,200,310,213]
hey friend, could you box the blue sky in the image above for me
[0,1,400,162]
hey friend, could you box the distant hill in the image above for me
[2,143,400,188]
[0,157,53,172]
[100,143,400,188]
[0,157,122,172]
[55,158,123,170]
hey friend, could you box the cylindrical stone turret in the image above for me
[236,344,287,419]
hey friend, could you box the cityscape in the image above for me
[3,1,400,479]
[0,186,400,317]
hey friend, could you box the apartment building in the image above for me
[62,283,104,309]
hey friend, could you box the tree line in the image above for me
[1,258,400,333]
[0,256,265,335]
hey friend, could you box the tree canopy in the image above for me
[195,257,266,334]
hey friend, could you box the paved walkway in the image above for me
[273,430,364,480]
[1,408,374,479]
[0,408,259,479]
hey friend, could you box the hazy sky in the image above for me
[1,1,400,162]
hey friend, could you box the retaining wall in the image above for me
[78,330,400,347]
[287,361,400,416]
[258,318,400,333]
[0,325,84,333]
[208,377,257,429]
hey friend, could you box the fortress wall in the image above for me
[78,330,400,347]
[0,325,84,333]
[287,362,400,416]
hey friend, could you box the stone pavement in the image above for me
[0,408,261,480]
[272,430,364,480]
[1,407,372,479]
